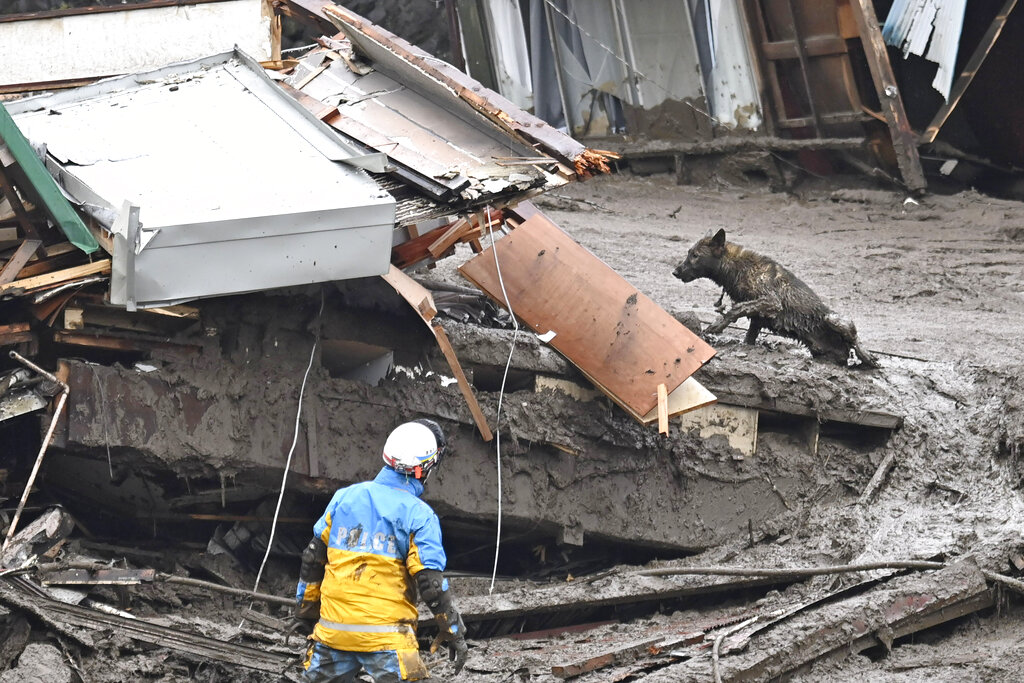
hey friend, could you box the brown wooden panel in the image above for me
[459,213,715,417]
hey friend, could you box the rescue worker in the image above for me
[295,418,468,682]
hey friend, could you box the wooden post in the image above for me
[849,0,927,193]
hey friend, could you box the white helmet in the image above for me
[382,419,446,480]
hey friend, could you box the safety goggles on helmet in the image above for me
[382,419,446,480]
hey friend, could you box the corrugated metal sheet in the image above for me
[7,50,395,309]
[882,0,967,100]
[287,42,563,203]
[0,0,270,90]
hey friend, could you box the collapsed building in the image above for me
[1,1,1024,681]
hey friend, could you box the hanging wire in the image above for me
[251,288,325,596]
[487,206,520,594]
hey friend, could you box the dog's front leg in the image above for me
[705,297,782,336]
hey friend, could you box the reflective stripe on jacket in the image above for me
[295,466,446,652]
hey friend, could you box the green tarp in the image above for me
[0,103,99,254]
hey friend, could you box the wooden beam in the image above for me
[380,265,492,441]
[432,323,493,442]
[0,259,110,296]
[14,251,81,279]
[0,239,41,284]
[849,0,927,192]
[381,265,437,323]
[427,218,472,259]
[391,223,452,269]
[921,0,1018,144]
[0,322,33,348]
[552,637,664,679]
[53,331,200,355]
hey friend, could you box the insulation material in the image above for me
[882,0,967,100]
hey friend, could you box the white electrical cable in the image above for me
[251,290,325,595]
[487,206,520,594]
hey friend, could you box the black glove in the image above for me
[430,609,467,674]
[417,568,468,674]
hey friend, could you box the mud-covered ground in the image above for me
[7,169,1024,683]
[423,169,1024,681]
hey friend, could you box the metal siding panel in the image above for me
[132,218,394,307]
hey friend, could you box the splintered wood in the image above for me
[459,212,715,421]
[381,265,493,441]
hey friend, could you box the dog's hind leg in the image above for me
[744,317,765,344]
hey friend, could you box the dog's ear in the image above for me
[711,229,726,247]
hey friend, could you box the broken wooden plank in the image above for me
[0,259,110,296]
[381,264,436,323]
[293,61,331,89]
[60,305,193,336]
[859,451,897,504]
[432,322,493,442]
[53,331,200,355]
[277,80,339,120]
[42,242,76,258]
[0,579,291,672]
[381,265,493,441]
[460,212,715,418]
[40,568,156,586]
[641,376,718,425]
[552,636,664,679]
[657,383,669,435]
[391,223,452,269]
[0,322,34,347]
[13,251,81,279]
[427,217,472,259]
[920,0,1018,144]
[849,0,927,192]
[0,177,39,244]
[0,239,41,285]
[146,304,200,319]
[688,560,992,682]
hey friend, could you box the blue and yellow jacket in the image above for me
[295,467,447,652]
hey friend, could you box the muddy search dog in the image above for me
[673,229,879,368]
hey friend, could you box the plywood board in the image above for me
[640,376,718,424]
[678,404,759,457]
[459,213,715,417]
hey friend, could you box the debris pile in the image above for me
[1,1,1024,681]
